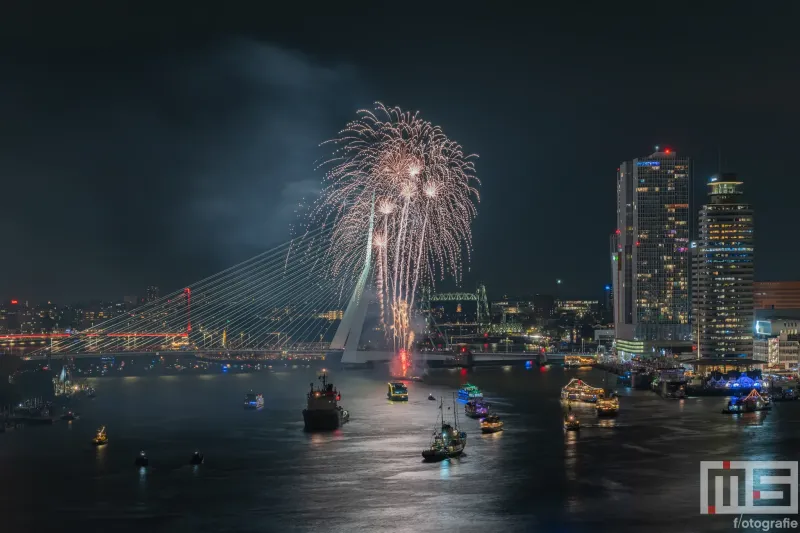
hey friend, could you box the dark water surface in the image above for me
[2,365,799,532]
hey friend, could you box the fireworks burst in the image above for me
[313,103,479,351]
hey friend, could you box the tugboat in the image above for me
[464,400,490,418]
[135,450,149,467]
[61,410,78,421]
[92,426,108,446]
[428,393,436,401]
[480,414,504,434]
[387,382,409,401]
[422,395,467,462]
[457,383,483,401]
[243,391,264,409]
[564,413,580,431]
[190,450,204,465]
[303,370,349,431]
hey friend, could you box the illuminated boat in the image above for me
[302,370,349,431]
[190,450,204,465]
[563,413,580,431]
[480,414,504,434]
[243,391,264,409]
[561,378,604,403]
[92,426,108,446]
[422,395,467,461]
[722,389,772,414]
[596,396,619,417]
[457,383,483,400]
[464,400,490,418]
[135,450,149,467]
[428,394,436,401]
[387,382,409,401]
[61,410,78,421]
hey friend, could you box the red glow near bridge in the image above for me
[0,333,189,340]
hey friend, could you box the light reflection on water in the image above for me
[0,367,797,533]
[440,459,450,479]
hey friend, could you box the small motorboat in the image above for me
[135,450,149,467]
[243,391,264,409]
[564,413,580,431]
[61,411,78,421]
[87,388,96,399]
[480,414,504,434]
[428,394,436,401]
[190,450,204,465]
[92,426,108,446]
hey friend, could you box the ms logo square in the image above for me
[700,461,798,514]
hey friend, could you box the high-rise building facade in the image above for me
[611,149,692,358]
[692,174,754,358]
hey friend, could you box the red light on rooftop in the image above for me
[10,300,18,304]
[636,241,640,246]
[665,148,671,154]
[615,229,621,235]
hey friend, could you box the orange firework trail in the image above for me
[313,103,479,351]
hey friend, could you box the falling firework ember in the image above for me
[313,103,480,352]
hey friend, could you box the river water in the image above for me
[1,365,797,532]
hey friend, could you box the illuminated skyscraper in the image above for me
[692,174,754,358]
[611,148,692,358]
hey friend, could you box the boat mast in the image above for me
[452,392,459,429]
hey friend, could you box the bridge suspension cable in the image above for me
[38,224,365,356]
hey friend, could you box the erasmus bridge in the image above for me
[23,225,490,365]
[24,226,370,363]
[20,103,510,366]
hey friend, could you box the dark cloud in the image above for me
[0,39,366,302]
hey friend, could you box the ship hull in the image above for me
[303,409,345,431]
[422,443,466,462]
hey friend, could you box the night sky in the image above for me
[2,4,799,303]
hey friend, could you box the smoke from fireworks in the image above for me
[313,103,479,351]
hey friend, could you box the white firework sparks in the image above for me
[313,103,479,351]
